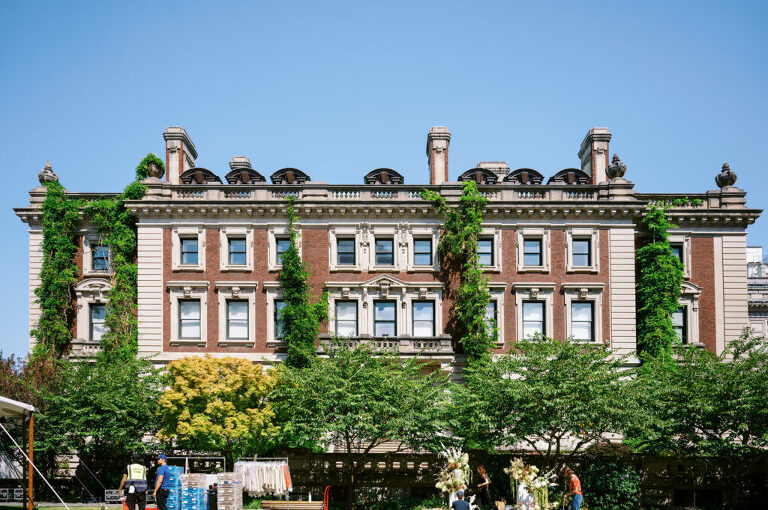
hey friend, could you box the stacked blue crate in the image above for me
[181,486,208,510]
[165,465,185,510]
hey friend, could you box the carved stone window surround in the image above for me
[167,281,209,346]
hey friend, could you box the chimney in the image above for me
[229,156,252,171]
[577,127,611,184]
[427,126,451,185]
[163,127,198,184]
[477,161,510,181]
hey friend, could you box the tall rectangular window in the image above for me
[670,243,683,263]
[275,300,287,339]
[523,239,542,266]
[375,238,394,265]
[484,301,497,330]
[228,238,247,266]
[181,238,199,265]
[373,300,396,337]
[412,301,435,337]
[89,304,107,342]
[276,238,291,265]
[337,239,356,266]
[672,306,687,344]
[413,239,433,266]
[522,301,544,338]
[571,302,594,342]
[179,299,201,339]
[335,301,358,337]
[92,245,110,271]
[572,239,591,267]
[477,239,493,266]
[226,300,249,340]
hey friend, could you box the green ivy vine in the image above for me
[423,181,495,360]
[278,196,328,368]
[32,182,84,359]
[636,197,702,361]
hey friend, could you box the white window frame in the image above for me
[678,281,702,345]
[478,227,502,273]
[172,226,206,271]
[562,283,604,343]
[264,282,286,346]
[82,234,113,276]
[219,227,253,272]
[371,235,397,270]
[512,283,555,341]
[516,228,551,273]
[328,226,361,272]
[333,300,360,337]
[268,226,300,271]
[215,282,257,345]
[487,282,507,348]
[75,278,111,342]
[566,227,599,273]
[668,234,692,279]
[167,281,209,346]
[407,227,440,272]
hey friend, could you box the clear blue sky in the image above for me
[1,1,766,358]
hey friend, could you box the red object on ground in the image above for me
[323,485,330,510]
[122,498,157,510]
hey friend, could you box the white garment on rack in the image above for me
[234,460,291,497]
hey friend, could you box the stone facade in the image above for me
[14,127,762,364]
[747,246,768,338]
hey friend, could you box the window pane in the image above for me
[670,244,683,262]
[414,239,432,265]
[571,322,593,342]
[485,302,497,324]
[571,302,592,322]
[413,301,434,337]
[375,321,396,337]
[180,300,200,319]
[227,300,249,339]
[179,300,201,339]
[523,239,542,266]
[92,246,109,271]
[671,308,684,327]
[571,302,593,342]
[375,239,394,265]
[572,239,591,266]
[277,239,290,264]
[90,304,106,342]
[275,300,287,339]
[181,238,198,265]
[335,301,357,337]
[374,301,396,337]
[523,302,544,321]
[337,239,356,265]
[229,238,246,265]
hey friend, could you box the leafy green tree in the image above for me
[278,196,327,368]
[270,343,451,509]
[423,181,494,360]
[157,356,280,464]
[625,329,768,455]
[456,337,634,467]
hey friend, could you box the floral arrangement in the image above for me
[504,458,558,510]
[435,447,471,495]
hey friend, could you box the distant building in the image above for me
[747,246,768,337]
[15,126,763,366]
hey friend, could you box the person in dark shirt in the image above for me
[452,489,470,510]
[153,454,171,510]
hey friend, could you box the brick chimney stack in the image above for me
[163,127,198,184]
[427,126,451,185]
[577,127,612,184]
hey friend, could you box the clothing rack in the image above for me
[234,457,291,510]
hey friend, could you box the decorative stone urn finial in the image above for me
[715,162,737,188]
[147,158,165,179]
[606,153,627,181]
[38,161,59,184]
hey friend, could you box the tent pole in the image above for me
[28,414,34,509]
[22,416,27,510]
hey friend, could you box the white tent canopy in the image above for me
[0,396,35,418]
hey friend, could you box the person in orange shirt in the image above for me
[561,465,583,510]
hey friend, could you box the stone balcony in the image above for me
[317,334,454,356]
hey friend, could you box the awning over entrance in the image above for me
[0,396,35,418]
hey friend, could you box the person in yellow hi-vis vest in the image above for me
[118,454,148,510]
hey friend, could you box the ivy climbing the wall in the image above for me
[636,198,702,361]
[423,181,495,360]
[33,182,84,359]
[278,196,328,368]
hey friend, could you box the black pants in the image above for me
[126,491,146,510]
[155,488,170,510]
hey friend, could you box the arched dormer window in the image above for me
[270,168,310,184]
[364,168,404,185]
[225,168,266,184]
[547,168,591,185]
[179,168,222,184]
[458,167,499,185]
[504,168,545,185]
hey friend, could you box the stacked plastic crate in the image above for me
[165,465,185,510]
[180,474,208,510]
[216,472,243,510]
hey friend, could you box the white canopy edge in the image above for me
[0,396,35,418]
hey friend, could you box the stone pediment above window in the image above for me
[547,168,591,185]
[325,274,443,299]
[364,168,404,185]
[458,167,499,185]
[504,168,545,185]
[74,278,111,301]
[680,281,703,296]
[224,167,266,184]
[270,167,310,184]
[180,168,222,184]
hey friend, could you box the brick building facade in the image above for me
[15,126,762,366]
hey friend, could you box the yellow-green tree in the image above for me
[157,356,279,462]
